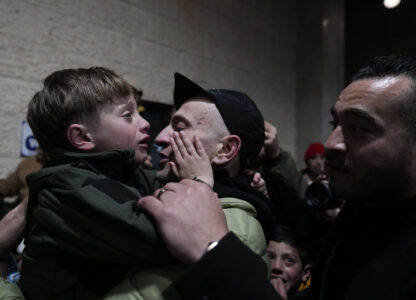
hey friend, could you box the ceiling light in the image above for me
[383,0,401,9]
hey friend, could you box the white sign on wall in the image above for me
[21,121,38,157]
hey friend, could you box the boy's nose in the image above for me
[271,258,284,274]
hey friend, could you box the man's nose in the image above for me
[155,125,173,147]
[324,126,346,153]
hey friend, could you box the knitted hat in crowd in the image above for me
[173,72,265,164]
[304,142,325,163]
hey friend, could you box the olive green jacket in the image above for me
[19,150,268,300]
[20,150,166,299]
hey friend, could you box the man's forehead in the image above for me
[333,76,412,114]
[174,98,220,123]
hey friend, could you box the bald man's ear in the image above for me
[212,135,241,167]
[66,124,95,151]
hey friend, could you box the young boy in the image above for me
[267,225,312,300]
[20,67,268,299]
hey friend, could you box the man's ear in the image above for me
[211,135,241,166]
[301,264,312,283]
[66,124,95,151]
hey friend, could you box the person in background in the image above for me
[267,225,312,300]
[0,197,27,299]
[301,143,325,185]
[0,148,45,215]
[247,120,309,225]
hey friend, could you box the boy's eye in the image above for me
[284,256,295,265]
[122,111,132,118]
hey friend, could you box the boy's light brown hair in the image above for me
[27,67,133,153]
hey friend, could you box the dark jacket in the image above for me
[175,232,283,300]
[175,197,416,300]
[20,150,168,300]
[310,198,416,300]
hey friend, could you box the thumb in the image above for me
[138,196,163,218]
[194,136,207,159]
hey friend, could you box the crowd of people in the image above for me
[1,54,416,300]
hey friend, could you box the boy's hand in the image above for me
[270,277,288,300]
[169,131,214,188]
[244,169,268,197]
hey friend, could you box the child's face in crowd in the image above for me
[267,241,311,295]
[89,94,150,163]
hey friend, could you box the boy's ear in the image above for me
[301,264,312,283]
[211,135,241,166]
[66,124,95,151]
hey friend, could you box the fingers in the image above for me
[169,161,179,178]
[264,120,271,130]
[270,278,287,300]
[194,136,208,159]
[265,120,276,133]
[243,168,255,177]
[154,181,188,194]
[170,134,183,164]
[252,172,261,184]
[138,195,163,218]
[157,188,169,199]
[171,131,196,160]
[178,131,196,156]
[265,125,277,142]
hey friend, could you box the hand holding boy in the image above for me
[138,179,228,265]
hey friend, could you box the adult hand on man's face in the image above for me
[138,179,228,265]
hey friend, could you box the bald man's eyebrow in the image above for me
[171,114,191,126]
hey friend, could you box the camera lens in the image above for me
[305,181,340,209]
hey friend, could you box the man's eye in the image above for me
[346,124,368,135]
[329,120,338,129]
